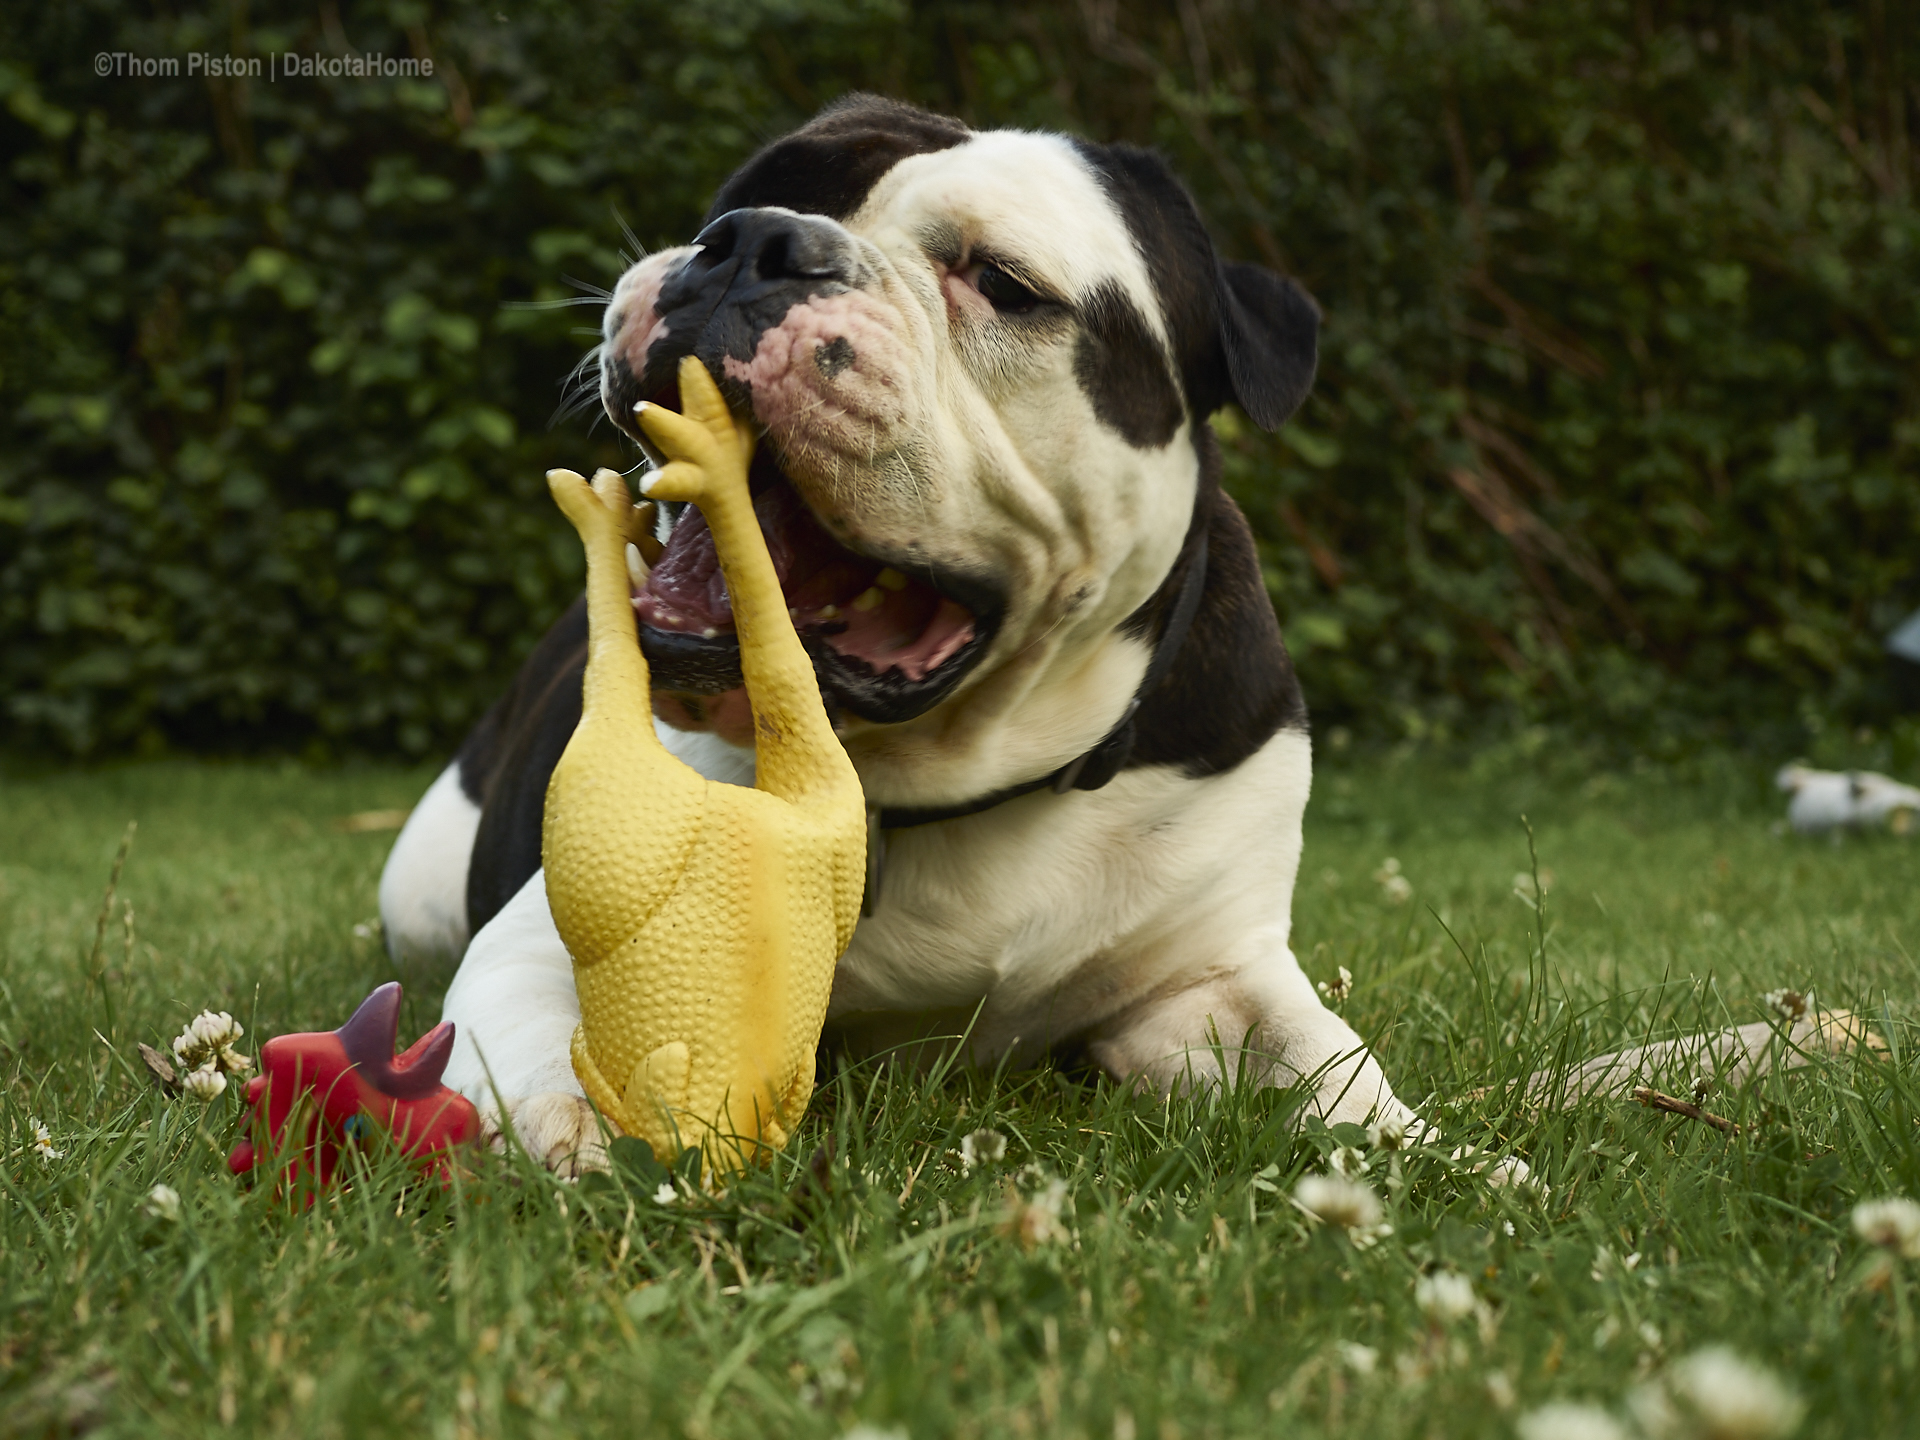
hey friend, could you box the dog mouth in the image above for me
[623,380,1000,727]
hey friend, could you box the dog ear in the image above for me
[1216,261,1320,431]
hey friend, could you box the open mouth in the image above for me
[623,380,1000,727]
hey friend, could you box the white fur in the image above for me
[379,762,482,969]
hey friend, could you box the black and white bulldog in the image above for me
[378,95,1419,1170]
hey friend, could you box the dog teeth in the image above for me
[851,588,883,613]
[876,567,907,592]
[625,542,650,591]
[702,627,718,639]
[818,604,839,619]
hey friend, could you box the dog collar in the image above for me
[872,528,1210,836]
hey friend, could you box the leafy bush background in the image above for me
[2,0,1915,758]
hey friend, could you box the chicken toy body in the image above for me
[542,357,866,1175]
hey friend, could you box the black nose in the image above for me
[687,208,854,287]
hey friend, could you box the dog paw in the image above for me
[483,1092,616,1178]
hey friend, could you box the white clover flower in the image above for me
[30,1118,64,1161]
[1294,1174,1391,1246]
[1516,1402,1629,1440]
[1367,1115,1407,1151]
[958,1128,1007,1174]
[1329,1145,1368,1180]
[1373,859,1413,903]
[1761,989,1808,1025]
[172,1010,251,1078]
[1335,1341,1378,1375]
[1009,1177,1071,1248]
[653,1182,677,1206]
[1852,1197,1920,1259]
[1485,1370,1516,1410]
[180,1064,228,1102]
[143,1183,182,1222]
[1660,1346,1804,1440]
[839,1427,909,1440]
[1317,965,1354,1004]
[1414,1270,1479,1326]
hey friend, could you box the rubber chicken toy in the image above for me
[542,357,866,1176]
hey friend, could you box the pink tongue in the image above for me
[632,503,733,633]
[832,594,977,681]
[632,484,976,680]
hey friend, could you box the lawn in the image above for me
[3,747,1917,1438]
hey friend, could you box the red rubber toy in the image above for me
[227,982,481,1193]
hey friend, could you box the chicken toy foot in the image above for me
[227,982,481,1195]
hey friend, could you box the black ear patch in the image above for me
[704,94,970,224]
[1075,140,1319,432]
[1216,262,1319,431]
[1074,283,1185,448]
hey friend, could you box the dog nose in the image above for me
[686,208,855,288]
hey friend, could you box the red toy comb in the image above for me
[228,983,481,1194]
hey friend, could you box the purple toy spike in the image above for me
[335,982,457,1099]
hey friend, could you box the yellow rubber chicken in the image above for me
[542,356,866,1176]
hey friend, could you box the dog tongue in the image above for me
[633,481,976,682]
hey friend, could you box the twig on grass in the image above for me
[87,821,136,1042]
[1632,1086,1739,1135]
[334,809,412,833]
[1471,1008,1886,1110]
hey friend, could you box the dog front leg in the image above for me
[439,868,612,1174]
[1086,947,1419,1130]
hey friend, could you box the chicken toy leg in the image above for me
[543,356,866,1175]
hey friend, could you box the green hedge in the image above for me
[3,0,1915,757]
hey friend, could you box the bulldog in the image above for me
[378,94,1420,1171]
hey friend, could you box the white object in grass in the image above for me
[1008,1177,1071,1248]
[1852,1196,1920,1259]
[1775,764,1920,834]
[143,1183,182,1222]
[1634,1346,1804,1440]
[171,1010,252,1078]
[30,1118,64,1161]
[1515,1402,1628,1440]
[180,1065,228,1102]
[958,1128,1007,1173]
[1414,1270,1480,1325]
[1294,1174,1390,1248]
[1373,858,1413,903]
[1317,965,1353,1003]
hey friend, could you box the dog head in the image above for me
[598,96,1317,796]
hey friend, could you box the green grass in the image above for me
[3,749,1918,1438]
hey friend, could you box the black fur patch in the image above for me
[704,94,969,225]
[1122,428,1307,777]
[1076,141,1318,430]
[1073,283,1184,448]
[459,599,588,935]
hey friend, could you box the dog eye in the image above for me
[975,263,1043,315]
